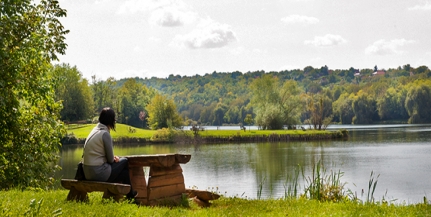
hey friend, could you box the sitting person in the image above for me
[82,107,137,199]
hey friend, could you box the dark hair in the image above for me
[99,107,116,131]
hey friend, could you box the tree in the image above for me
[352,91,377,124]
[304,93,333,130]
[244,114,253,131]
[118,79,154,127]
[52,64,94,122]
[405,83,431,123]
[377,87,408,121]
[92,76,117,114]
[0,0,68,188]
[147,94,183,129]
[250,75,303,129]
[333,93,355,124]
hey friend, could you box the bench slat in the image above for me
[61,179,130,195]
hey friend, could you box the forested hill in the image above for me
[114,64,431,126]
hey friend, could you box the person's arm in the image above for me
[102,132,115,164]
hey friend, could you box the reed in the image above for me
[366,171,380,204]
[257,177,266,200]
[283,166,301,199]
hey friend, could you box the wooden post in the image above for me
[66,186,88,202]
[147,164,186,205]
[129,166,148,205]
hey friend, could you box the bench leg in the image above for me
[103,190,124,202]
[66,187,88,202]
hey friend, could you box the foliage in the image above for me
[250,75,303,129]
[303,93,333,130]
[117,79,155,128]
[0,0,68,189]
[352,91,377,124]
[57,62,431,126]
[146,93,183,130]
[405,81,431,123]
[52,63,94,122]
[150,128,177,142]
[91,76,118,117]
[302,162,347,202]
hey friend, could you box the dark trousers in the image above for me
[107,158,135,198]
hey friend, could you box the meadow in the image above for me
[1,189,430,217]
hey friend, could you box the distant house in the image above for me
[354,69,360,77]
[372,70,386,76]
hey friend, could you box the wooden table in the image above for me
[125,153,191,206]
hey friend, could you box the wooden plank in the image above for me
[147,173,184,188]
[149,164,182,177]
[186,189,221,201]
[157,155,176,167]
[61,179,130,195]
[129,167,147,201]
[175,154,191,164]
[125,154,191,167]
[127,155,159,167]
[148,183,185,200]
[191,196,211,207]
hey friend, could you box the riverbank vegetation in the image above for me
[64,123,347,144]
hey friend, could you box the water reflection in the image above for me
[58,124,431,203]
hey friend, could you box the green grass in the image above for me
[67,124,334,140]
[1,189,430,217]
[67,124,155,139]
[198,129,332,137]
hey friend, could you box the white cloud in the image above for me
[364,39,415,55]
[172,19,237,49]
[408,2,431,10]
[281,15,319,25]
[304,34,347,47]
[149,5,197,27]
[117,0,197,27]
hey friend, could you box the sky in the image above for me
[58,0,431,81]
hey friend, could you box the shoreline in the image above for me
[62,128,348,145]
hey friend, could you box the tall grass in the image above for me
[366,171,380,204]
[283,166,300,199]
[281,161,388,204]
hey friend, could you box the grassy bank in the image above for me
[65,124,346,144]
[1,189,429,217]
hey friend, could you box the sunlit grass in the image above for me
[67,124,155,139]
[1,189,430,217]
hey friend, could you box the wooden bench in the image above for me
[62,154,222,206]
[61,179,131,202]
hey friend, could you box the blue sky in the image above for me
[59,0,431,80]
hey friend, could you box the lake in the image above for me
[58,124,431,203]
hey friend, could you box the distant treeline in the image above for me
[53,63,431,129]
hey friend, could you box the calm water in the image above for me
[58,124,431,203]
